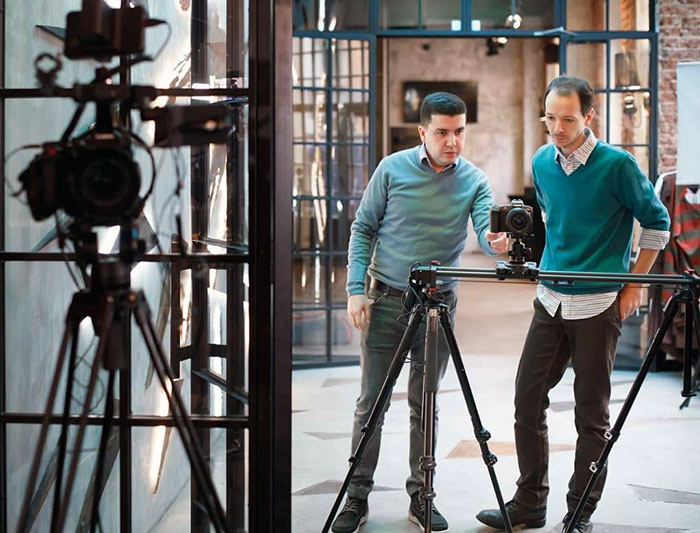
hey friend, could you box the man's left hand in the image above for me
[619,285,643,320]
[486,231,508,254]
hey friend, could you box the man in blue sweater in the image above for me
[476,76,670,533]
[332,92,507,533]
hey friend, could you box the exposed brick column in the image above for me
[658,0,700,174]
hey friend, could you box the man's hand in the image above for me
[347,294,370,331]
[619,284,643,320]
[486,231,508,254]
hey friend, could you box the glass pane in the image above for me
[293,256,329,304]
[332,91,370,143]
[472,0,555,30]
[293,37,328,89]
[293,89,327,143]
[331,255,349,302]
[567,0,605,31]
[294,0,368,31]
[332,309,361,357]
[5,1,120,89]
[609,92,650,145]
[590,92,608,141]
[131,426,236,531]
[566,42,607,89]
[5,262,85,413]
[609,0,650,31]
[611,39,650,89]
[293,310,329,356]
[293,198,327,251]
[294,144,328,196]
[328,0,370,31]
[327,197,361,251]
[423,0,462,30]
[332,40,370,90]
[7,424,113,531]
[131,0,248,89]
[331,145,369,195]
[329,201,352,252]
[381,0,419,29]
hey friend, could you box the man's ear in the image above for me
[584,107,595,127]
[418,125,426,143]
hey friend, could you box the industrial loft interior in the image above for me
[0,1,698,532]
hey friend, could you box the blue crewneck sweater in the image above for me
[347,146,496,296]
[532,141,670,294]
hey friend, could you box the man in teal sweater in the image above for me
[477,76,670,533]
[332,92,507,533]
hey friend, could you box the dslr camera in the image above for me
[489,199,534,237]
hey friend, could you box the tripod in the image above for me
[564,273,700,532]
[323,281,514,533]
[16,252,229,532]
[401,261,699,533]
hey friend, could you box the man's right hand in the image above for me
[347,294,370,332]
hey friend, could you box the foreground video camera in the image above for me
[16,0,233,228]
[489,198,534,237]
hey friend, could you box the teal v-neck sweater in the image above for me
[532,141,670,294]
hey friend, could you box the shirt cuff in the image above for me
[638,228,670,250]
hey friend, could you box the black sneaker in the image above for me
[408,494,449,532]
[561,512,592,533]
[475,499,547,529]
[331,497,368,533]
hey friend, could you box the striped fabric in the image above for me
[537,284,617,320]
[661,185,700,303]
[553,127,597,175]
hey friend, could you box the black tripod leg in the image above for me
[322,305,426,533]
[438,311,514,533]
[420,307,440,533]
[51,322,81,529]
[565,292,683,533]
[54,298,116,532]
[89,370,116,533]
[682,299,700,402]
[131,294,229,533]
[17,317,76,533]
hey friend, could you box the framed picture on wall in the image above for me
[403,81,478,123]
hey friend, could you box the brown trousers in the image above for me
[513,296,622,518]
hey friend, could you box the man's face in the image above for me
[418,113,466,170]
[543,90,594,153]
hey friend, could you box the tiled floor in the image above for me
[292,254,700,533]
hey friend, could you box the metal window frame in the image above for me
[0,0,292,531]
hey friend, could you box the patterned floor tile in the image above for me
[293,479,402,496]
[629,484,700,505]
[446,440,575,458]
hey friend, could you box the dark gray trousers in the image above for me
[513,296,622,518]
[346,286,457,500]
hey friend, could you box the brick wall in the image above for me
[658,0,700,173]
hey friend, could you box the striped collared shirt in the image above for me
[419,144,458,174]
[538,129,670,319]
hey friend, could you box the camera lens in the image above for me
[506,207,530,232]
[71,147,141,222]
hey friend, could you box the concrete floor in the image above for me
[292,253,700,533]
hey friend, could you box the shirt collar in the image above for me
[554,128,597,165]
[419,144,458,173]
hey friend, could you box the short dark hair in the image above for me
[543,75,594,115]
[420,92,466,126]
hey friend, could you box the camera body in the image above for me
[490,199,534,236]
[19,135,141,226]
